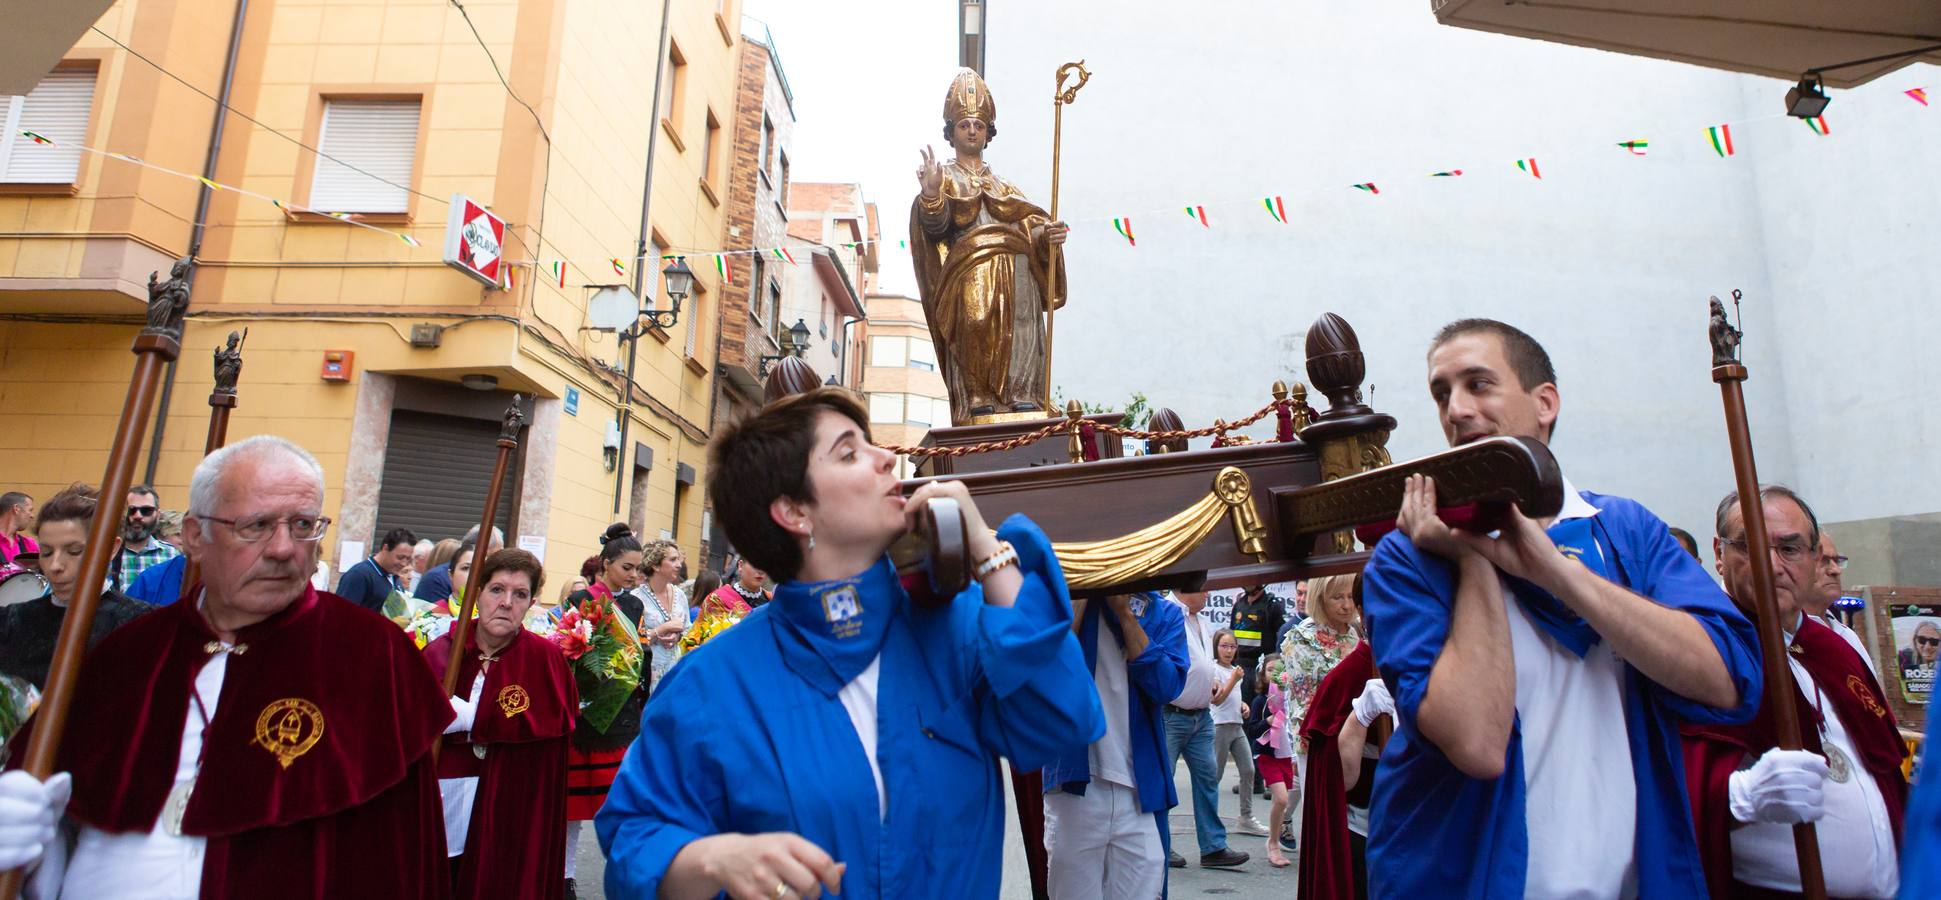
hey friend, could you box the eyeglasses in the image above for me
[127,505,158,517]
[1820,554,1850,571]
[1719,537,1814,562]
[199,514,331,543]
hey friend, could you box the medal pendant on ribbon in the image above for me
[162,776,196,836]
[1823,741,1853,784]
[473,744,487,759]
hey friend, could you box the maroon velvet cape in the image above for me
[16,586,454,899]
[425,626,576,900]
[1298,641,1375,900]
[1680,618,1908,900]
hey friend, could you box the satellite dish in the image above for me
[586,286,641,332]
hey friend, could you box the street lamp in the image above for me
[759,318,813,377]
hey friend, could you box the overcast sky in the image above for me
[740,0,963,294]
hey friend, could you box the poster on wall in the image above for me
[1203,582,1304,631]
[1891,601,1941,705]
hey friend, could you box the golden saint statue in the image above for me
[911,69,1069,425]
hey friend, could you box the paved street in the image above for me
[572,756,1301,898]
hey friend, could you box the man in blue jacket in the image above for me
[1041,591,1190,899]
[1363,318,1763,899]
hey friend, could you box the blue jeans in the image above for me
[1163,707,1228,854]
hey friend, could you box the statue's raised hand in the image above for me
[917,145,944,198]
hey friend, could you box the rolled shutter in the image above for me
[373,410,518,546]
[4,69,96,183]
[310,99,420,213]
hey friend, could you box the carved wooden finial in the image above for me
[142,256,194,342]
[1708,293,1743,367]
[1305,312,1369,416]
[1148,407,1189,454]
[499,394,527,442]
[212,329,246,397]
[762,355,822,404]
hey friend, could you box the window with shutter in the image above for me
[0,68,97,184]
[685,286,704,359]
[310,99,421,214]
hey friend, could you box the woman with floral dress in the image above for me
[1266,573,1361,861]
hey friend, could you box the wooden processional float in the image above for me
[767,312,1564,900]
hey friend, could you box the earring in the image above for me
[805,525,815,551]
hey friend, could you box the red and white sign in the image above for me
[443,194,506,288]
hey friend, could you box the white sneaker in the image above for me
[1233,816,1270,836]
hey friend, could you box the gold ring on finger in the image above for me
[772,883,792,899]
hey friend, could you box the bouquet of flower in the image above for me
[547,592,641,733]
[680,594,746,653]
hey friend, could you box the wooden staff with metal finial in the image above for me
[1708,292,1826,900]
[0,258,194,899]
[431,394,526,762]
[1041,60,1089,413]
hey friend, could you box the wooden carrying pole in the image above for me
[1040,60,1088,413]
[1711,308,1827,900]
[180,330,246,592]
[0,260,194,899]
[431,394,525,761]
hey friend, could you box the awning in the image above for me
[1430,0,1941,89]
[0,0,116,94]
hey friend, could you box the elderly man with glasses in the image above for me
[0,435,456,898]
[1682,485,1907,900]
[1801,531,1877,676]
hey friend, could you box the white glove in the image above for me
[1728,748,1830,824]
[1352,678,1394,727]
[0,771,71,871]
[445,696,477,735]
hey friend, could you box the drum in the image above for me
[0,567,47,607]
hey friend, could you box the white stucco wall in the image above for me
[977,3,1939,564]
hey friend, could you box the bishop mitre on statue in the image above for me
[910,69,1069,425]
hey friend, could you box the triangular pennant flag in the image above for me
[898,239,907,249]
[1516,158,1541,179]
[1184,205,1208,228]
[1707,124,1735,157]
[270,198,286,210]
[198,176,222,191]
[1111,217,1135,247]
[773,247,797,265]
[1429,169,1463,177]
[325,212,359,221]
[502,263,516,291]
[397,233,420,248]
[610,258,626,276]
[715,254,732,284]
[19,130,53,145]
[551,260,567,288]
[1803,115,1830,136]
[1907,88,1929,106]
[1617,140,1649,156]
[1352,183,1379,194]
[1262,196,1287,223]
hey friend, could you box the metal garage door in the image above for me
[373,409,518,545]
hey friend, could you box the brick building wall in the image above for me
[713,37,794,425]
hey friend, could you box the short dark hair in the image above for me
[128,484,158,502]
[708,387,872,583]
[1667,526,1701,560]
[379,527,417,551]
[1715,484,1820,547]
[0,493,30,516]
[35,483,98,533]
[1429,319,1557,392]
[475,548,545,598]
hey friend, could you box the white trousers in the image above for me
[1044,780,1165,900]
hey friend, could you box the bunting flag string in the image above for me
[773,247,797,265]
[551,260,567,288]
[1184,205,1209,227]
[1909,88,1929,106]
[715,254,733,284]
[1516,158,1542,179]
[1352,183,1380,194]
[1617,139,1649,156]
[21,130,53,145]
[1430,169,1463,177]
[1707,124,1735,157]
[1262,196,1287,223]
[610,258,626,276]
[1111,217,1136,246]
[1804,115,1830,135]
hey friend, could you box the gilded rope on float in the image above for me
[1052,466,1268,589]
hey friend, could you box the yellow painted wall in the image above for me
[0,0,744,588]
